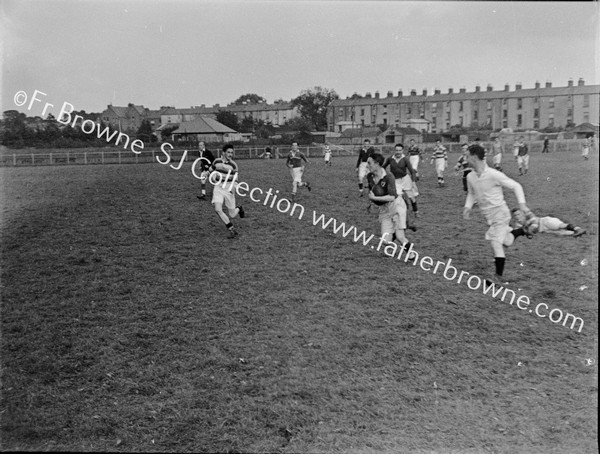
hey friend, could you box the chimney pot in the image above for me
[578,78,585,86]
[567,79,573,87]
[398,90,403,97]
[448,88,453,94]
[487,84,493,92]
[535,81,540,89]
[410,89,417,96]
[422,89,428,96]
[545,81,552,88]
[459,88,466,93]
[375,91,380,99]
[475,85,481,92]
[434,89,441,95]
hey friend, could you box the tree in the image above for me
[239,116,255,133]
[291,86,339,131]
[233,93,266,105]
[136,119,156,143]
[216,111,240,131]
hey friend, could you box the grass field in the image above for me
[1,149,598,453]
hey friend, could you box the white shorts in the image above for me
[324,152,331,162]
[409,155,420,171]
[537,216,564,233]
[396,176,418,199]
[291,166,304,183]
[211,182,236,211]
[435,158,446,174]
[582,146,590,157]
[482,203,512,244]
[358,162,369,180]
[492,154,502,165]
[517,155,529,168]
[200,170,210,184]
[378,197,407,235]
[512,147,519,157]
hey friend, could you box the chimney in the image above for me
[515,83,522,90]
[459,88,466,93]
[487,84,493,92]
[410,89,417,96]
[434,89,441,95]
[213,103,220,108]
[535,81,540,89]
[504,84,510,91]
[422,89,428,96]
[567,79,573,87]
[475,85,481,92]
[398,90,403,97]
[448,88,453,94]
[387,90,394,98]
[578,78,585,86]
[365,92,372,98]
[375,91,380,99]
[545,81,552,88]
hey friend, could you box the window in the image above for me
[534,119,539,129]
[487,101,491,110]
[567,108,573,118]
[360,108,365,116]
[502,119,508,128]
[584,94,590,107]
[584,112,590,122]
[517,114,522,127]
[534,108,539,118]
[517,98,522,109]
[459,101,463,112]
[548,113,554,127]
[503,110,508,119]
[549,97,555,108]
[473,111,478,120]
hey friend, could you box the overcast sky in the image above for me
[1,0,598,115]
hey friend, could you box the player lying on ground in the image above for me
[511,209,586,237]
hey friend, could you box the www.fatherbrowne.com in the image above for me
[17,89,584,333]
[214,173,584,334]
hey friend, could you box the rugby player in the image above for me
[286,142,311,200]
[356,139,375,196]
[210,144,245,239]
[463,144,532,281]
[196,141,215,200]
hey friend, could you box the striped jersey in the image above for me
[211,157,238,182]
[431,144,447,160]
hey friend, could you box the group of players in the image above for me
[196,136,587,281]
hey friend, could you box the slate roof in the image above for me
[172,117,237,134]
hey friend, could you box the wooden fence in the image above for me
[0,140,593,167]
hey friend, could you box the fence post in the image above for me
[49,153,52,165]
[13,154,16,166]
[32,153,34,164]
[67,151,70,163]
[152,150,155,162]
[84,152,87,164]
[101,151,104,164]
[135,152,138,163]
[118,151,121,164]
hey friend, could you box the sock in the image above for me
[495,257,505,276]
[411,201,418,212]
[359,183,363,190]
[225,222,233,230]
[566,224,575,231]
[511,227,525,239]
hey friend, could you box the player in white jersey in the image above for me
[323,144,332,166]
[210,144,245,238]
[582,136,591,160]
[511,209,586,237]
[463,144,532,281]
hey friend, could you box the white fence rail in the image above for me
[0,140,592,167]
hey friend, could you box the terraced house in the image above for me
[327,79,599,134]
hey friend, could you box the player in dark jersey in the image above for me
[210,144,245,238]
[286,142,311,200]
[197,141,215,200]
[356,139,375,197]
[383,143,420,219]
[366,153,414,253]
[454,143,472,192]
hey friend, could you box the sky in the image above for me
[1,0,598,116]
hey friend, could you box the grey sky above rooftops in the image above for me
[1,0,598,114]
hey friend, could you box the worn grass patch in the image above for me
[1,151,597,453]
